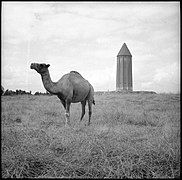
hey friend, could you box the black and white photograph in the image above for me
[1,1,180,178]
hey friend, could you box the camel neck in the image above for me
[41,70,58,94]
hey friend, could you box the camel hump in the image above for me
[70,71,83,77]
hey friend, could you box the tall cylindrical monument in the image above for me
[116,43,133,92]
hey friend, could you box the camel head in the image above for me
[30,63,50,74]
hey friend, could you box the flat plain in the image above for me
[1,93,180,178]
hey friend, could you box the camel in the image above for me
[30,63,95,125]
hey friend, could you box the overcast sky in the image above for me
[2,2,180,93]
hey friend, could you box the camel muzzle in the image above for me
[30,63,36,69]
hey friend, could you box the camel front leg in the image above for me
[65,100,71,125]
[60,99,66,109]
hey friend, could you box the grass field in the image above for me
[1,93,180,178]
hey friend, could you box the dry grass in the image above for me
[1,93,180,178]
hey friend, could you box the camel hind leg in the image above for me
[87,99,93,126]
[80,100,86,121]
[86,84,94,126]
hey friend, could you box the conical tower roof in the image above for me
[117,43,132,56]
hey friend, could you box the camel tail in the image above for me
[93,99,95,105]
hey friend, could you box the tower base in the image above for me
[116,87,133,92]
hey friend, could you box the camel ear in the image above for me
[46,64,50,68]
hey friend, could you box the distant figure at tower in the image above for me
[116,43,133,92]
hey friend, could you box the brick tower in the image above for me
[116,43,133,92]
